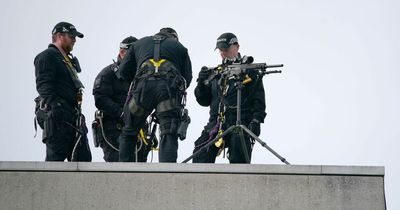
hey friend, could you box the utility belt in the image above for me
[34,97,77,126]
[34,96,82,143]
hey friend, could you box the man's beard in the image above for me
[62,42,73,53]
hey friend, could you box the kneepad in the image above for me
[128,98,146,116]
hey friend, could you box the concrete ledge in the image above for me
[0,161,385,176]
[0,162,386,210]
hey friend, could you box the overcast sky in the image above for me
[1,0,399,208]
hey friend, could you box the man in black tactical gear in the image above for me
[34,22,92,161]
[93,36,138,162]
[192,32,266,163]
[118,27,192,162]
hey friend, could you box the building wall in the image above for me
[0,162,386,210]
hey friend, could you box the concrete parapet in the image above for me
[0,162,385,210]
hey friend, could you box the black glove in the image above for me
[196,66,210,83]
[248,119,261,137]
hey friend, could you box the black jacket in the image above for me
[195,55,267,125]
[119,34,192,87]
[93,58,130,121]
[195,78,220,125]
[34,44,83,108]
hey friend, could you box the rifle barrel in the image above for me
[266,64,284,68]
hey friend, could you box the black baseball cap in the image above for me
[215,32,238,49]
[52,22,84,38]
[120,36,138,49]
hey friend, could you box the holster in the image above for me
[91,119,101,148]
[177,108,191,140]
[42,111,56,143]
[34,96,46,129]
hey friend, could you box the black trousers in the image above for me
[100,123,120,162]
[119,78,181,163]
[101,125,152,162]
[193,121,219,163]
[192,118,253,164]
[45,112,92,162]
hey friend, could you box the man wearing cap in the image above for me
[92,36,138,162]
[192,32,266,163]
[34,22,92,161]
[118,27,192,162]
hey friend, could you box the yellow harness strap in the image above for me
[149,58,166,73]
[138,129,148,145]
[215,111,225,148]
[149,58,166,67]
[137,128,159,151]
[63,55,83,106]
[63,55,79,79]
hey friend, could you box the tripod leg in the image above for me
[182,126,236,163]
[240,125,290,165]
[238,128,250,163]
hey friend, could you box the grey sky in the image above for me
[1,0,399,208]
